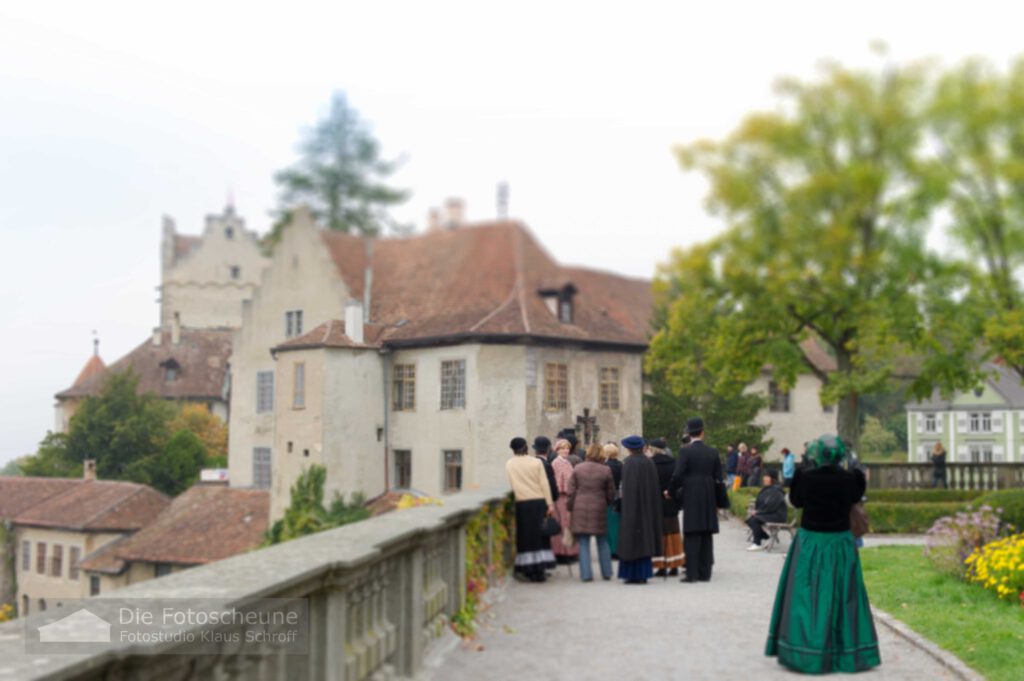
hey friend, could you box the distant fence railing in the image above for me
[862,463,1024,490]
[0,488,510,681]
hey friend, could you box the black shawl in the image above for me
[617,453,663,561]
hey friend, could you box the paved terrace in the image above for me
[0,490,967,681]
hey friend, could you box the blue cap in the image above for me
[621,435,645,450]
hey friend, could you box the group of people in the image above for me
[725,443,803,489]
[506,421,881,675]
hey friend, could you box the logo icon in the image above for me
[38,608,112,643]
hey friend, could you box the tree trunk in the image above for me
[837,392,859,455]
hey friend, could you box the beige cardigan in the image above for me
[505,455,554,506]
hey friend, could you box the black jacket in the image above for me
[618,453,663,561]
[606,458,623,489]
[753,484,787,523]
[536,455,559,502]
[790,465,866,533]
[668,440,722,534]
[651,453,680,518]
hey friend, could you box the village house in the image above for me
[78,484,269,595]
[0,463,168,615]
[906,363,1024,463]
[746,338,839,458]
[228,204,652,519]
[53,205,269,431]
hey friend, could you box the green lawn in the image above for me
[860,545,1024,681]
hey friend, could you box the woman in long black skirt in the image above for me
[505,437,556,582]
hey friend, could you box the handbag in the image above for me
[540,515,561,537]
[714,479,731,510]
[850,501,869,538]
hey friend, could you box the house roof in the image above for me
[312,221,654,351]
[6,479,169,532]
[76,536,128,575]
[0,477,82,520]
[55,327,233,402]
[88,485,269,567]
[71,354,107,389]
[799,338,837,373]
[907,363,1024,411]
[274,319,388,352]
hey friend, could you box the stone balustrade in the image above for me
[862,462,1024,490]
[0,488,509,681]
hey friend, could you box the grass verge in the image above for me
[860,545,1024,681]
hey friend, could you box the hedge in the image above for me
[863,502,967,533]
[974,489,1024,532]
[866,489,986,504]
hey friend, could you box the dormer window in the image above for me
[161,359,181,383]
[539,283,577,325]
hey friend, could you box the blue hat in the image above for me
[621,435,645,450]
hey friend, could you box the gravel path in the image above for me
[422,519,960,681]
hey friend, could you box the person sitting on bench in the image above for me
[747,469,787,551]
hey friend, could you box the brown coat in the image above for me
[567,461,616,535]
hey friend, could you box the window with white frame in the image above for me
[440,360,466,410]
[768,382,791,412]
[924,413,937,433]
[36,543,46,574]
[69,547,81,581]
[285,310,304,338]
[21,540,30,571]
[969,412,992,433]
[968,444,993,463]
[253,448,272,489]
[443,450,463,493]
[51,545,63,577]
[256,371,274,413]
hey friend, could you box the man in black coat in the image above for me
[668,417,722,582]
[746,469,787,550]
[532,436,559,502]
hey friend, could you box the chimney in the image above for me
[427,207,441,231]
[345,300,364,345]
[152,327,162,346]
[444,198,465,228]
[83,459,97,481]
[171,312,181,345]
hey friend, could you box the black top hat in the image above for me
[686,417,705,436]
[532,436,551,452]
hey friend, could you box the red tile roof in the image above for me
[7,479,169,532]
[55,327,232,401]
[91,485,269,567]
[314,221,654,351]
[71,354,107,388]
[274,319,388,352]
[0,477,82,520]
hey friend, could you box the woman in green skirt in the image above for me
[765,435,880,674]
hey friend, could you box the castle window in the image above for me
[90,576,101,596]
[162,358,180,384]
[544,362,569,411]
[36,543,46,574]
[393,449,412,488]
[69,547,81,581]
[443,450,463,493]
[599,367,620,410]
[21,541,30,571]
[256,371,274,413]
[440,360,466,410]
[285,310,304,338]
[539,284,577,325]
[253,448,271,489]
[225,227,234,239]
[293,362,305,409]
[393,364,416,411]
[51,545,63,577]
[230,265,241,279]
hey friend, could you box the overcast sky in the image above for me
[1,1,1020,464]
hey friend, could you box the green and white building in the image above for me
[906,364,1024,463]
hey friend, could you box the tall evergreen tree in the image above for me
[271,92,409,242]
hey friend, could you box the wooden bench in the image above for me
[761,520,797,552]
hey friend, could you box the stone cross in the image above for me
[575,408,600,446]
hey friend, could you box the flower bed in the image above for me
[965,533,1024,604]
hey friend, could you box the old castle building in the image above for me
[54,206,269,428]
[227,207,652,518]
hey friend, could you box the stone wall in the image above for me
[0,489,509,680]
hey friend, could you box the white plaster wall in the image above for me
[271,349,326,520]
[525,346,645,446]
[749,373,837,459]
[228,211,352,489]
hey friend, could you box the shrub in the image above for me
[974,489,1024,532]
[869,501,966,534]
[924,505,1006,577]
[866,489,985,504]
[964,532,1024,603]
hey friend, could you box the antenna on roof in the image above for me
[92,329,99,357]
[497,181,509,220]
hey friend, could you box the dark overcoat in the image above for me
[669,440,722,534]
[651,453,680,519]
[617,453,663,561]
[567,461,615,535]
